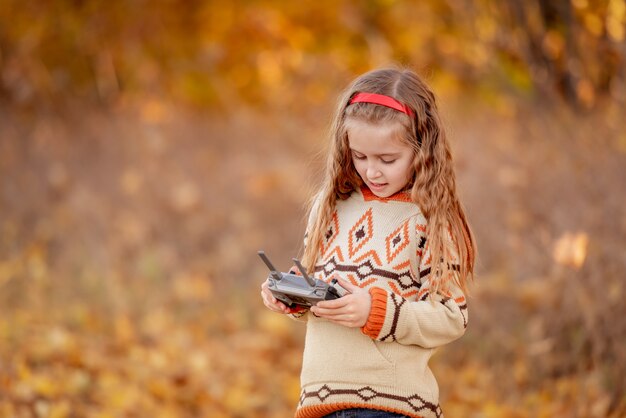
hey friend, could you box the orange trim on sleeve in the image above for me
[361,287,388,339]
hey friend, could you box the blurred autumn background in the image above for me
[1,0,626,417]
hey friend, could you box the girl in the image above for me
[261,67,475,418]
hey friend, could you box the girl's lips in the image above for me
[368,181,387,189]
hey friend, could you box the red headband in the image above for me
[349,92,414,117]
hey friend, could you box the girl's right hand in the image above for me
[260,276,293,314]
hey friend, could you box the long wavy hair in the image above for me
[302,67,476,294]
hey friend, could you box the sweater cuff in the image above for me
[361,287,388,339]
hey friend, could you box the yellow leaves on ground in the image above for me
[0,275,304,417]
[437,348,617,418]
[5,278,619,418]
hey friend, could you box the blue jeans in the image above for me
[323,408,408,417]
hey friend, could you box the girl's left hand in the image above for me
[310,278,372,328]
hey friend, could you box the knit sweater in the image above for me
[292,186,468,418]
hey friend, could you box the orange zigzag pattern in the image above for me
[354,249,382,266]
[389,281,418,298]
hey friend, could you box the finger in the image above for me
[261,283,277,303]
[261,293,274,310]
[311,305,352,317]
[273,302,287,312]
[261,288,278,304]
[336,278,358,293]
[262,293,284,312]
[272,298,287,310]
[316,296,351,309]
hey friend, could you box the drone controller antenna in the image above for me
[292,258,317,287]
[257,251,283,281]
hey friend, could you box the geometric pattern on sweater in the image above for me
[315,247,419,294]
[310,186,467,316]
[348,208,373,258]
[385,220,410,263]
[297,384,442,418]
[313,195,426,300]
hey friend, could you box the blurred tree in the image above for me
[499,0,625,108]
[0,0,624,109]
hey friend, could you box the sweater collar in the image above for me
[359,185,413,203]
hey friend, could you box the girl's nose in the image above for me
[367,165,382,179]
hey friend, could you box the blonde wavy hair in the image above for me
[302,67,476,294]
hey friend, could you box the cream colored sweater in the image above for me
[292,187,468,418]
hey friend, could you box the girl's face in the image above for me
[346,119,414,198]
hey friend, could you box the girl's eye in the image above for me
[381,159,396,164]
[353,154,366,160]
